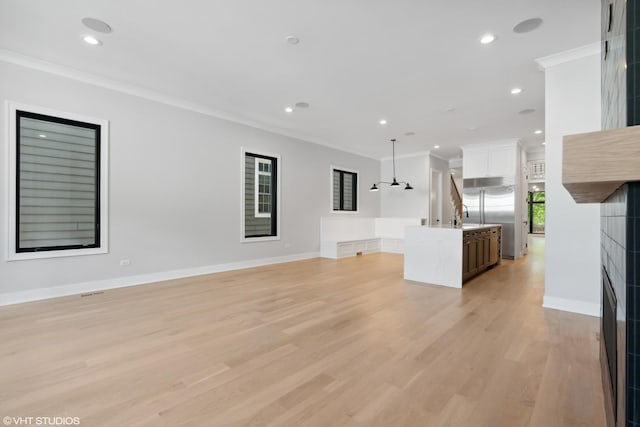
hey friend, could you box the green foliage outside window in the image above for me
[528,191,545,233]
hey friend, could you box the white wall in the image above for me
[377,153,456,226]
[539,48,602,316]
[379,154,430,218]
[0,61,380,303]
[429,155,453,224]
[526,149,545,162]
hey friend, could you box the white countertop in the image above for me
[409,223,501,231]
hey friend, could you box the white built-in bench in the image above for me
[320,217,422,259]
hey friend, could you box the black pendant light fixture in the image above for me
[370,139,413,191]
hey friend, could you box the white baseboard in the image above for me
[542,295,600,317]
[381,248,404,254]
[0,252,320,306]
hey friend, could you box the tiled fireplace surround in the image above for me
[600,0,640,424]
[601,184,640,425]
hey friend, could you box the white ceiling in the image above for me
[0,0,600,159]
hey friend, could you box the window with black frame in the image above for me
[527,191,545,234]
[243,151,278,239]
[332,168,357,212]
[15,110,101,252]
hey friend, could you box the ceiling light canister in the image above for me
[81,17,112,34]
[480,34,496,44]
[513,18,543,34]
[83,35,102,46]
[285,36,300,45]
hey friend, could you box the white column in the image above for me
[536,44,602,316]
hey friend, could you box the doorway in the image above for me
[430,169,443,225]
[528,191,545,234]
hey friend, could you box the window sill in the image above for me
[6,247,109,262]
[331,210,360,215]
[241,236,280,243]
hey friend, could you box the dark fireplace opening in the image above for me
[602,265,617,423]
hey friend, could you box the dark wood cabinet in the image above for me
[463,240,469,274]
[462,226,501,282]
[479,230,490,268]
[489,229,500,265]
[468,238,477,273]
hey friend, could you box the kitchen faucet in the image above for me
[462,204,469,218]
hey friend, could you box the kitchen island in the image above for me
[404,224,502,288]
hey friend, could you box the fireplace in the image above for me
[601,265,617,423]
[598,182,640,426]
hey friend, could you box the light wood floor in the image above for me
[0,238,605,426]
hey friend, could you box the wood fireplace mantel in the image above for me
[563,125,640,203]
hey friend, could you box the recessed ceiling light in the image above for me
[379,119,387,125]
[542,142,547,146]
[480,34,496,44]
[81,17,112,34]
[534,129,543,134]
[38,134,47,138]
[511,87,523,95]
[295,102,309,109]
[445,107,456,112]
[82,35,102,46]
[434,145,440,149]
[284,106,294,113]
[519,108,535,115]
[285,36,300,45]
[513,18,543,34]
[404,131,416,136]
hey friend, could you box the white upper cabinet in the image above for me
[463,149,490,178]
[488,146,516,177]
[462,143,518,178]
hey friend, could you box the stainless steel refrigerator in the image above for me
[463,177,516,259]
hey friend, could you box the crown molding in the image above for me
[0,49,380,160]
[429,151,448,161]
[535,42,601,70]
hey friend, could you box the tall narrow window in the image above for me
[255,158,272,218]
[527,191,545,234]
[7,104,109,260]
[243,151,279,240]
[332,168,358,212]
